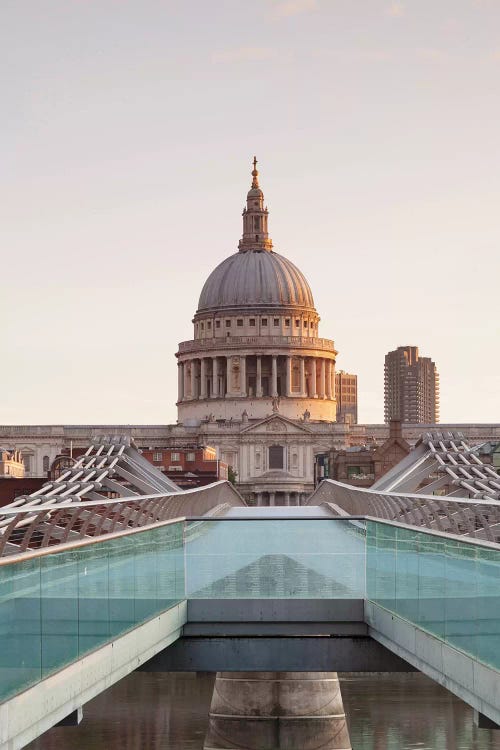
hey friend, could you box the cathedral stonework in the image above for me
[176,159,338,425]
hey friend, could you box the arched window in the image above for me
[43,455,50,473]
[269,445,284,470]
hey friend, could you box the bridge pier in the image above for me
[203,671,351,750]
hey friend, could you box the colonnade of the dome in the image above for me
[178,354,335,401]
[177,351,337,422]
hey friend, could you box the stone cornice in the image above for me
[177,335,336,357]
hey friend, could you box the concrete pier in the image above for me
[204,671,351,750]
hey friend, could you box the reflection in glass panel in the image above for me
[108,535,136,637]
[0,558,41,701]
[185,519,366,599]
[0,521,186,703]
[395,527,419,622]
[368,521,500,672]
[475,546,500,671]
[444,539,477,658]
[78,545,110,657]
[41,551,78,677]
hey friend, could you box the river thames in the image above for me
[27,671,500,750]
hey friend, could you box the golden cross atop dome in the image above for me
[251,155,259,188]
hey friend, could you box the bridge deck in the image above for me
[0,514,499,748]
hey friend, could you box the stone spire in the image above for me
[239,156,273,253]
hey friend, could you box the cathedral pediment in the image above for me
[240,414,313,435]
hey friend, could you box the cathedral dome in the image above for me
[197,249,315,314]
[196,157,316,315]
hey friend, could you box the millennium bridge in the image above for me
[0,433,499,748]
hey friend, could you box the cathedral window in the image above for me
[262,318,268,326]
[226,320,231,328]
[285,318,290,326]
[237,319,243,327]
[249,318,255,326]
[216,320,220,328]
[207,321,212,329]
[269,445,284,470]
[295,319,300,327]
[273,318,279,326]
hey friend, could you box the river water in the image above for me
[27,671,500,750]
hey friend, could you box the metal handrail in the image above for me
[309,479,500,507]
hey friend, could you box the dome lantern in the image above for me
[239,156,273,253]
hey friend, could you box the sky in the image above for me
[1,0,499,425]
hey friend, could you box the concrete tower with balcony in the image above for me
[176,158,338,424]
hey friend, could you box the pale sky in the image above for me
[1,0,499,425]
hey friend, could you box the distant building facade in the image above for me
[384,346,439,423]
[335,371,358,424]
[140,445,228,488]
[0,448,25,479]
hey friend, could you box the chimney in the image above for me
[389,419,402,440]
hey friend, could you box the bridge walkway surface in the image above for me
[1,508,499,748]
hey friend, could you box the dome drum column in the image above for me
[326,360,333,400]
[320,359,326,400]
[310,359,317,398]
[225,356,232,398]
[256,356,263,397]
[300,357,306,397]
[211,358,219,398]
[200,358,207,399]
[183,361,190,400]
[285,356,293,398]
[177,362,184,403]
[271,356,278,398]
[240,355,247,397]
[191,359,198,400]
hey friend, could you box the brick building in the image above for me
[140,446,228,489]
[327,420,410,488]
